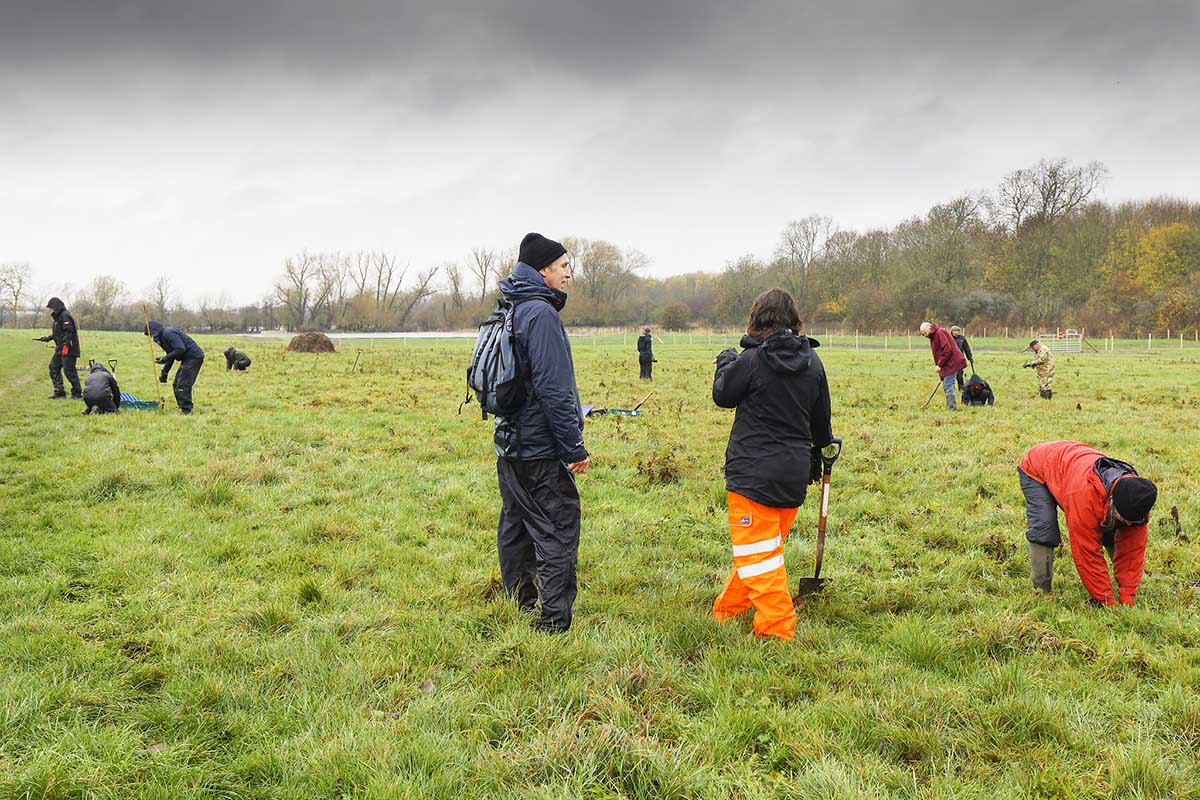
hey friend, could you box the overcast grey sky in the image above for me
[2,0,1198,305]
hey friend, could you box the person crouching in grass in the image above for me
[711,289,833,640]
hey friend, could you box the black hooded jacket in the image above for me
[492,263,587,463]
[45,297,81,357]
[637,334,653,363]
[962,374,994,406]
[146,320,204,372]
[83,363,121,408]
[713,332,833,508]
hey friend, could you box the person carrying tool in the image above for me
[1023,339,1055,399]
[224,346,252,371]
[711,288,832,640]
[919,322,967,410]
[81,362,121,414]
[950,325,974,392]
[35,296,83,400]
[637,327,654,380]
[961,373,995,406]
[493,233,589,634]
[144,320,205,414]
[1018,440,1157,606]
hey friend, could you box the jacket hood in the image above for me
[740,332,816,374]
[224,347,235,357]
[88,363,110,375]
[1094,456,1137,494]
[145,320,163,337]
[47,296,65,314]
[498,262,567,310]
[966,374,986,387]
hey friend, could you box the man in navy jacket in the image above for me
[493,232,589,633]
[145,320,205,414]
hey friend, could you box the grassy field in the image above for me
[1,328,1198,799]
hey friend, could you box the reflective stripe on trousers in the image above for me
[712,492,798,640]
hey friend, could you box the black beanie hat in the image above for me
[1112,476,1157,522]
[1029,339,1039,347]
[518,232,566,271]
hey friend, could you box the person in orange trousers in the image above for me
[710,288,833,640]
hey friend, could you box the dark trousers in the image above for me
[174,357,204,413]
[639,358,653,379]
[496,458,581,632]
[1019,468,1060,591]
[955,369,965,390]
[50,352,82,395]
[84,394,118,414]
[233,358,250,371]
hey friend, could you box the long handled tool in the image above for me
[349,348,363,374]
[794,436,843,599]
[920,379,941,409]
[141,305,164,414]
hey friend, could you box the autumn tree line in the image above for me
[3,159,1199,336]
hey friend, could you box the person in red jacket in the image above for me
[919,322,967,410]
[1018,441,1158,606]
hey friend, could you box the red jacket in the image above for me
[928,324,968,378]
[1019,441,1149,606]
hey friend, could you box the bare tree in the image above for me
[75,275,126,329]
[445,262,466,309]
[393,266,441,328]
[274,251,318,330]
[997,159,1108,231]
[468,248,499,302]
[775,215,834,297]
[147,275,172,321]
[0,262,32,327]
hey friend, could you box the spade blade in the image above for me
[793,576,830,600]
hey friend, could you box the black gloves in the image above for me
[159,370,169,383]
[809,447,823,484]
[1022,363,1033,369]
[154,356,167,364]
[715,348,737,368]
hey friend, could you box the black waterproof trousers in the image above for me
[174,357,204,413]
[496,458,581,632]
[49,352,82,396]
[639,359,653,380]
[83,393,118,414]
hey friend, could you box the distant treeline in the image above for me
[3,159,1199,336]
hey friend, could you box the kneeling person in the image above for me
[962,374,994,406]
[1018,440,1157,606]
[224,346,252,371]
[82,363,121,414]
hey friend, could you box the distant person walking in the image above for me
[1019,440,1157,606]
[493,232,589,634]
[919,322,967,410]
[711,288,832,640]
[224,346,252,371]
[81,362,121,414]
[1023,339,1055,399]
[35,297,82,399]
[145,320,205,414]
[950,325,974,391]
[637,327,654,380]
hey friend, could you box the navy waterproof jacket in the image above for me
[146,320,205,370]
[493,263,588,463]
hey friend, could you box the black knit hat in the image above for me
[518,232,566,271]
[1029,339,1039,347]
[1112,476,1157,522]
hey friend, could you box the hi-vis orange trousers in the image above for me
[712,492,799,640]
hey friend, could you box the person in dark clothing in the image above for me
[224,346,252,371]
[961,374,995,406]
[81,363,121,414]
[144,320,205,414]
[492,232,589,634]
[950,325,974,391]
[711,288,833,640]
[35,297,83,399]
[637,327,654,379]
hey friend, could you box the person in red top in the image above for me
[1018,441,1158,606]
[919,322,968,410]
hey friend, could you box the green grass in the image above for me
[1,329,1198,798]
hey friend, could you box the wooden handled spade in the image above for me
[794,436,843,600]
